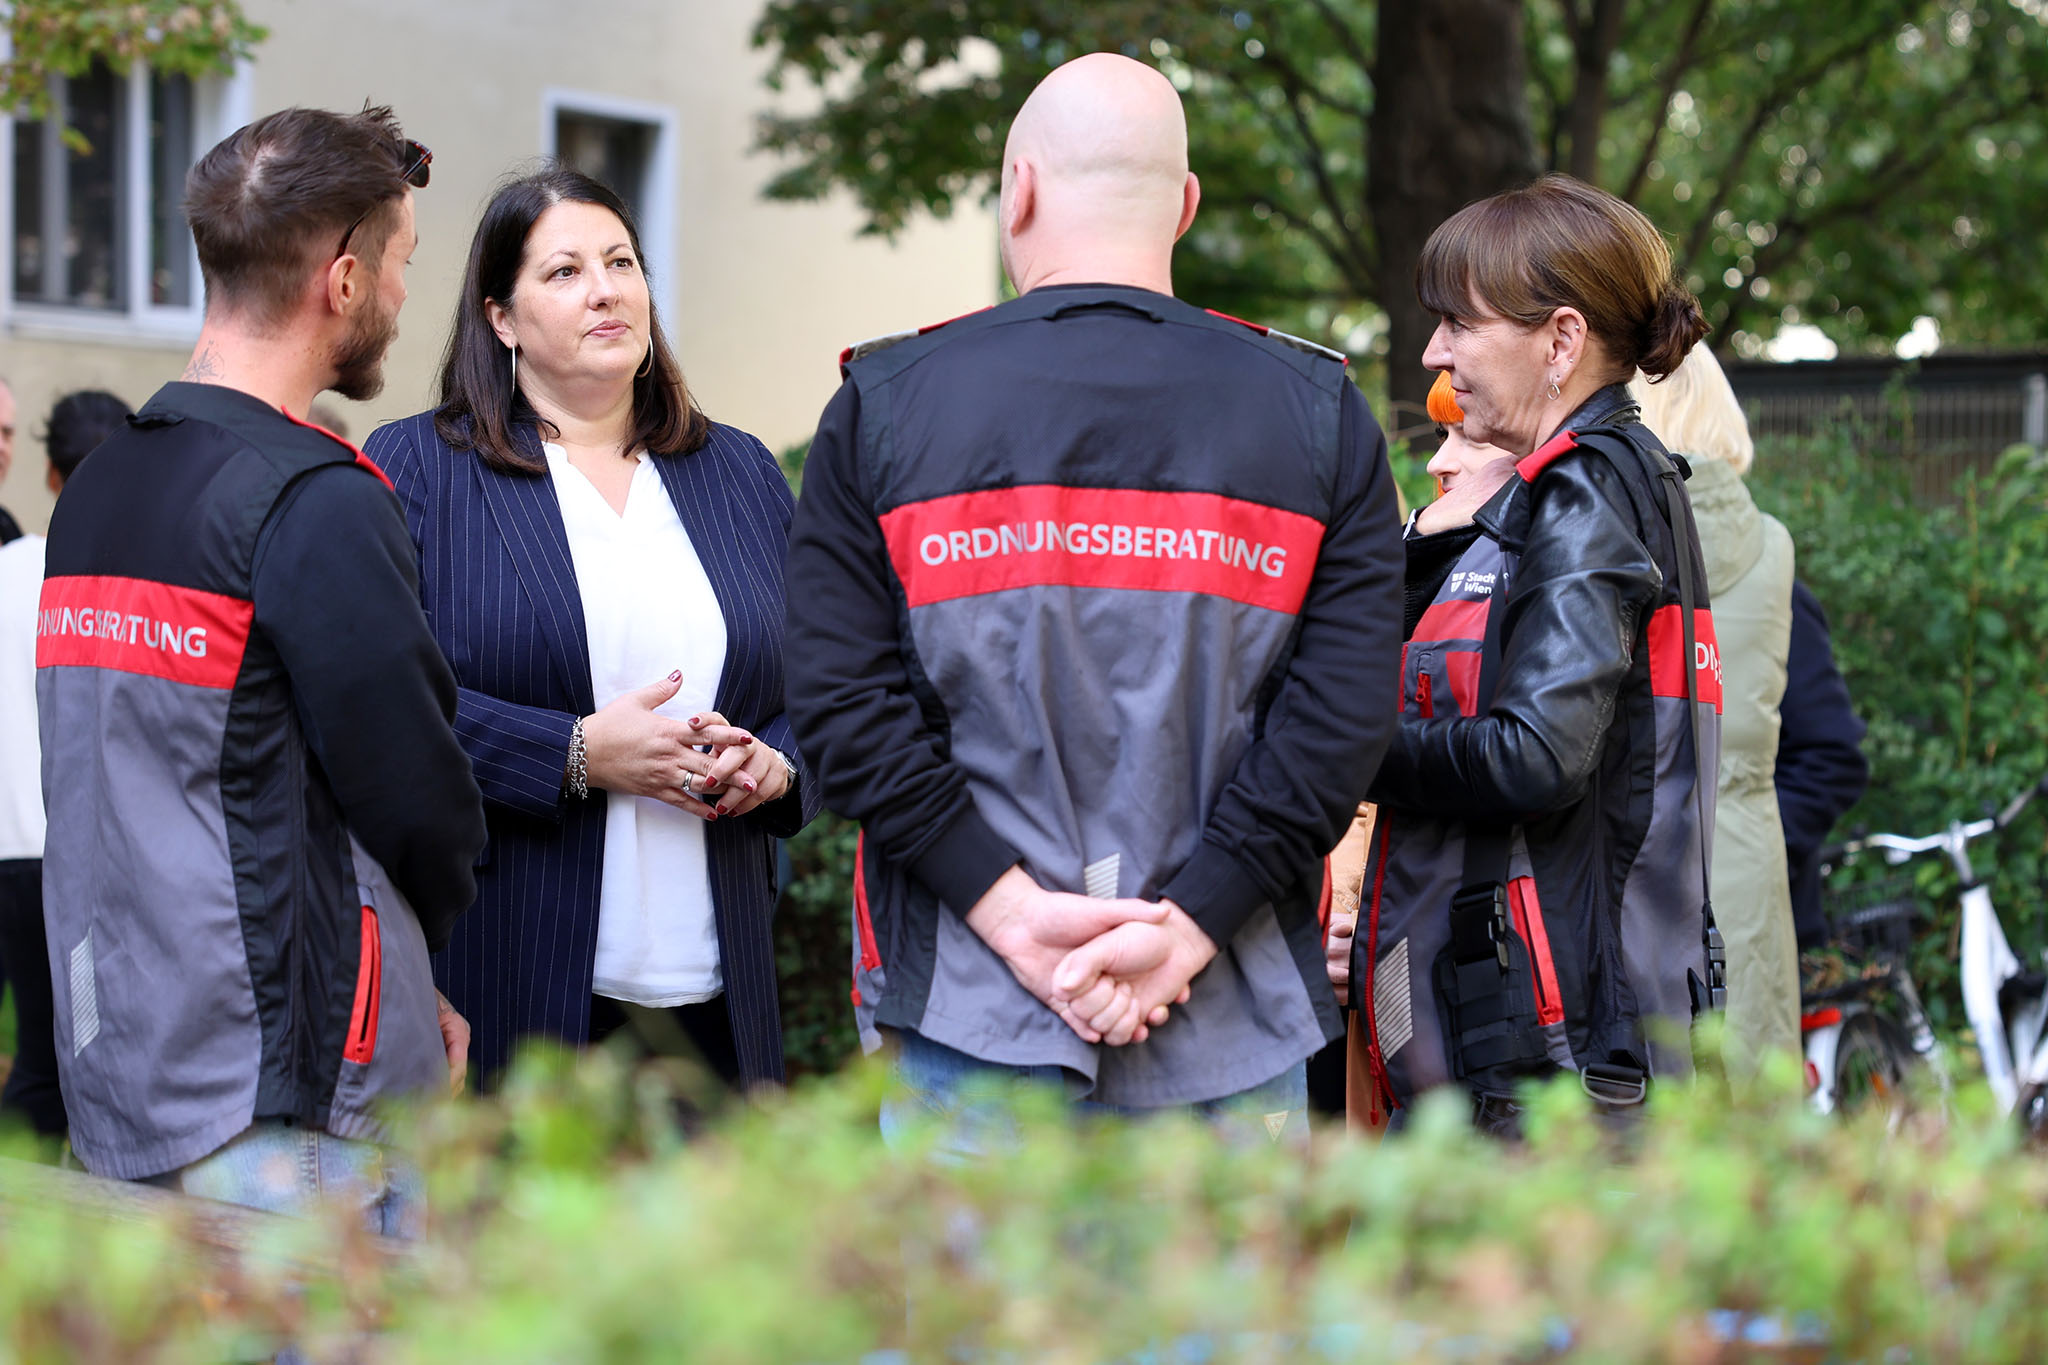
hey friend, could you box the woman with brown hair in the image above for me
[364,167,819,1093]
[1344,175,1721,1134]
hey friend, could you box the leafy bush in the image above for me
[1752,439,2048,1029]
[9,1051,2048,1362]
[777,812,863,1075]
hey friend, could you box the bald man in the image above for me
[785,54,1404,1143]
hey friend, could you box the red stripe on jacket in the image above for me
[282,407,394,491]
[1645,604,1724,711]
[36,575,253,689]
[1411,596,1489,643]
[879,485,1324,613]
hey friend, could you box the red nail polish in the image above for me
[738,734,754,745]
[740,777,757,792]
[668,670,681,682]
[687,716,702,727]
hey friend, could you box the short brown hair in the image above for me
[184,105,414,324]
[1417,174,1709,381]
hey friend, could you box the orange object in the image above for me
[1426,371,1465,424]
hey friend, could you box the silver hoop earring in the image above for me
[637,347,654,380]
[509,345,519,387]
[1545,378,1562,401]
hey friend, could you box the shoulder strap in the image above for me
[1456,426,1726,1013]
[1576,427,1726,1013]
[1453,540,1515,966]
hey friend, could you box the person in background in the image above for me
[1352,175,1718,1135]
[365,167,819,1096]
[0,390,131,1139]
[785,53,1404,1148]
[38,107,484,1230]
[1777,582,1870,950]
[0,377,21,544]
[1326,372,1518,1130]
[1631,343,1800,1086]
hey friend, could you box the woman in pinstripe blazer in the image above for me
[363,168,819,1092]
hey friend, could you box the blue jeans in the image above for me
[881,1028,1311,1159]
[146,1120,422,1241]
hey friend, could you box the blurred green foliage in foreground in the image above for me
[5,1038,2048,1362]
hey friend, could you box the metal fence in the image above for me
[1726,353,2048,500]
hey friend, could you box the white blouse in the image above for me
[545,442,727,1006]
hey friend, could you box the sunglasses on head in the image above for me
[334,139,433,258]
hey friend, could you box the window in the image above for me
[543,90,677,323]
[4,60,245,338]
[556,109,657,232]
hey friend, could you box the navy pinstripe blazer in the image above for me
[362,413,821,1088]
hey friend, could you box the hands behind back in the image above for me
[966,866,1216,1048]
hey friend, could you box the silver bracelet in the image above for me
[564,716,589,800]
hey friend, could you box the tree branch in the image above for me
[1564,0,1627,182]
[1527,20,1570,172]
[1619,0,1716,202]
[1200,193,1375,300]
[1302,0,1375,82]
[1751,81,2031,287]
[1257,42,1369,121]
[1674,3,1916,276]
[1217,58,1376,292]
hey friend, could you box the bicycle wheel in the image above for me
[1832,1010,1917,1118]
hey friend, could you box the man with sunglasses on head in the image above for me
[36,106,483,1234]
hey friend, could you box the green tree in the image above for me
[754,1,2048,425]
[2,1,265,147]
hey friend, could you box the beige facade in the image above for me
[0,0,996,534]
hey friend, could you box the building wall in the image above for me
[0,0,995,533]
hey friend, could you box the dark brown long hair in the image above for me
[434,166,708,473]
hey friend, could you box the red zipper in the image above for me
[1415,671,1434,719]
[1361,818,1399,1123]
[1507,877,1565,1027]
[851,832,881,1007]
[344,905,382,1066]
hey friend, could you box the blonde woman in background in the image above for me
[1631,343,1800,1088]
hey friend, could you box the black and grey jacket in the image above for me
[1355,386,1722,1112]
[37,383,486,1179]
[785,285,1406,1107]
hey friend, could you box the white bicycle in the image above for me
[1801,772,2048,1134]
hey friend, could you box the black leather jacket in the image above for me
[1360,383,1718,1098]
[1374,384,1665,818]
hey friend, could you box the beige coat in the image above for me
[1687,455,1801,1084]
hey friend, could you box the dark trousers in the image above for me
[587,992,743,1090]
[0,859,66,1136]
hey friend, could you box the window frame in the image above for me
[540,87,680,328]
[0,53,252,347]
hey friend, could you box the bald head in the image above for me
[999,54,1199,295]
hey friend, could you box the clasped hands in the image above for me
[965,866,1218,1046]
[582,670,789,820]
